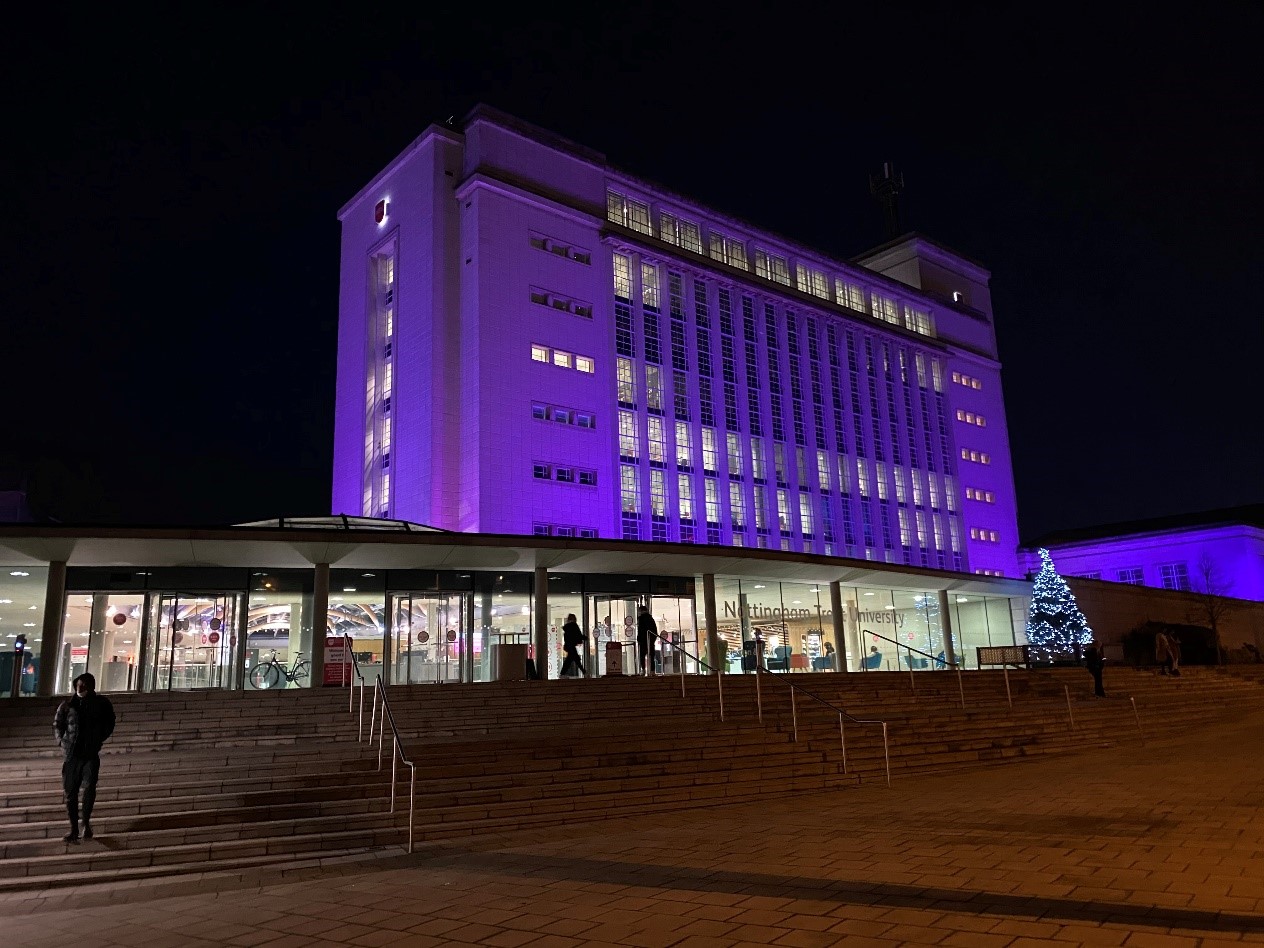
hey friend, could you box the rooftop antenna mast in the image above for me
[869,161,905,240]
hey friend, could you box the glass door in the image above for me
[392,593,467,684]
[589,595,640,675]
[146,593,241,691]
[60,592,147,694]
[650,595,700,675]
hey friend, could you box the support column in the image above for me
[36,561,67,696]
[938,590,957,667]
[309,563,329,686]
[830,581,849,673]
[534,567,549,680]
[703,574,721,674]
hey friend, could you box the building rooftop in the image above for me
[1023,504,1264,549]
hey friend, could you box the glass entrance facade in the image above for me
[15,555,1025,697]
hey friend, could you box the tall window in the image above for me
[675,421,693,469]
[617,357,636,406]
[678,474,694,520]
[641,262,660,309]
[726,432,743,478]
[612,252,633,300]
[647,416,666,464]
[702,427,718,473]
[799,494,815,537]
[364,249,396,517]
[751,438,767,481]
[619,410,639,460]
[645,365,664,412]
[729,482,746,530]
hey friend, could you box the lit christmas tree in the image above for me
[1025,548,1094,662]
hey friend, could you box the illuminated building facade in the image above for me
[333,106,1021,577]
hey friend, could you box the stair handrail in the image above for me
[371,675,417,853]
[863,630,960,670]
[863,629,966,707]
[654,635,725,722]
[343,633,365,740]
[751,653,891,787]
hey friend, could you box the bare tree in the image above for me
[1189,553,1238,664]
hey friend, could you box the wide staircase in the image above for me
[0,662,1260,893]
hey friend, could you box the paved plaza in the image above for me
[6,706,1264,947]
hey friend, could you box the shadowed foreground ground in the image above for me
[5,705,1263,947]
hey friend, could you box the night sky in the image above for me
[4,6,1260,542]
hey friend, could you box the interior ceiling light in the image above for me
[10,571,30,577]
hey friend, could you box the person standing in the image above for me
[1155,630,1173,676]
[53,672,116,843]
[636,605,658,677]
[1168,632,1182,677]
[559,613,586,678]
[1084,641,1106,698]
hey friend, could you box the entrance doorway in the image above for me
[147,593,242,691]
[391,592,470,684]
[588,593,699,676]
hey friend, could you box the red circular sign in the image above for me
[417,631,430,644]
[111,613,128,626]
[208,631,221,644]
[210,618,222,631]
[446,630,457,642]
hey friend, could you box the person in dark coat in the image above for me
[559,613,586,678]
[636,605,659,676]
[1084,641,1106,697]
[53,672,116,843]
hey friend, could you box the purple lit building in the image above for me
[333,106,1021,577]
[1020,505,1264,603]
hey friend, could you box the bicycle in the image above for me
[248,651,309,690]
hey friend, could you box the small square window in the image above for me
[532,523,551,536]
[575,356,594,374]
[530,288,549,305]
[578,528,597,538]
[575,413,594,429]
[555,525,576,537]
[571,250,591,265]
[531,345,549,363]
[553,350,573,368]
[578,470,597,486]
[531,403,548,420]
[533,463,551,480]
[556,467,575,483]
[553,408,572,425]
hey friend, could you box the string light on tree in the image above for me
[1025,548,1094,662]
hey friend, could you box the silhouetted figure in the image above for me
[53,673,116,843]
[560,613,586,678]
[1084,641,1106,698]
[636,606,658,676]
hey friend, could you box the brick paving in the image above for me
[4,704,1263,947]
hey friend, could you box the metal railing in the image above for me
[368,675,417,853]
[863,630,966,708]
[654,636,725,722]
[751,654,892,786]
[343,634,366,740]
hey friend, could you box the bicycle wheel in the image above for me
[290,661,309,688]
[249,662,280,690]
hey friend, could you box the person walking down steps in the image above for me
[53,672,116,843]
